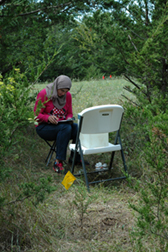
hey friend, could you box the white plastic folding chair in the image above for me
[69,104,127,192]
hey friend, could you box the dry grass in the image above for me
[1,78,153,251]
[28,183,137,252]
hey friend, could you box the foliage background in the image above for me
[0,0,168,251]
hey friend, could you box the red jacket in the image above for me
[34,88,73,126]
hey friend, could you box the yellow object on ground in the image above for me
[61,171,76,190]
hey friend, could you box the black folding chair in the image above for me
[44,139,57,166]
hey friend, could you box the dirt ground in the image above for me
[39,157,137,252]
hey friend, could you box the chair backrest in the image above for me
[79,105,124,134]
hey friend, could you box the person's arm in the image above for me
[65,92,73,119]
[34,89,50,123]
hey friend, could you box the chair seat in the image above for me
[69,143,121,155]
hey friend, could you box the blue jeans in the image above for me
[36,122,78,161]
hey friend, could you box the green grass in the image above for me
[1,78,148,252]
[33,77,136,118]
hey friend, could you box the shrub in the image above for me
[0,69,56,250]
[123,98,168,250]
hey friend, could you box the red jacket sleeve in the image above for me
[34,89,50,123]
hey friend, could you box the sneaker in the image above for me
[53,161,64,174]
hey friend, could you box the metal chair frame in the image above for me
[69,105,128,192]
[44,139,57,166]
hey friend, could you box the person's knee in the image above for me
[63,124,72,135]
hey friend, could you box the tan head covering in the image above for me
[45,75,72,109]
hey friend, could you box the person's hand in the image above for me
[66,117,73,124]
[48,115,58,124]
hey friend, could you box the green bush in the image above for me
[0,69,56,250]
[123,96,168,250]
[0,69,33,155]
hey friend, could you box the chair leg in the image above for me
[46,150,54,166]
[109,150,127,176]
[78,140,90,192]
[109,151,115,170]
[110,131,127,175]
[71,149,77,174]
[45,149,53,166]
[71,140,90,192]
[120,148,127,173]
[118,135,127,173]
[45,140,56,166]
[71,115,83,174]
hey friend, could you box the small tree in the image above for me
[0,64,56,249]
[128,111,168,251]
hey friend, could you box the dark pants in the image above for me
[36,122,78,161]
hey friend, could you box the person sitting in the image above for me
[34,75,84,173]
